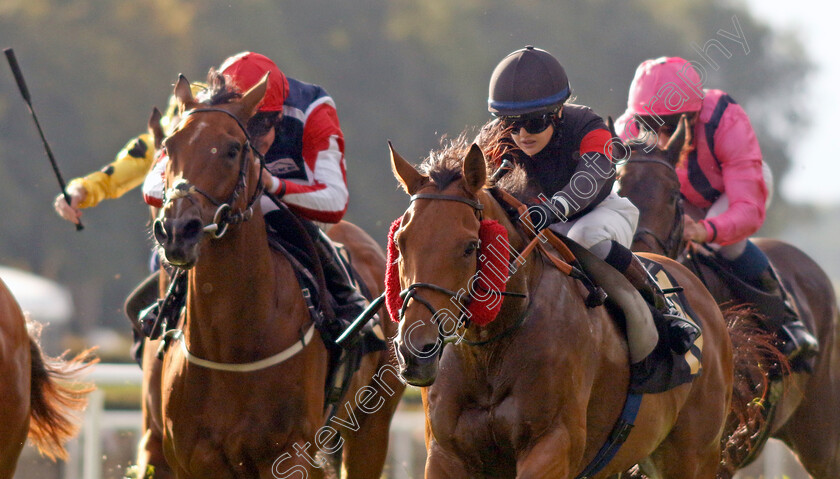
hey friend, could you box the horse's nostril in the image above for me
[153,219,168,244]
[418,343,439,357]
[181,219,204,241]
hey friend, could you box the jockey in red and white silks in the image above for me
[144,52,348,230]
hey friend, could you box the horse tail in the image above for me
[27,321,97,461]
[718,304,787,476]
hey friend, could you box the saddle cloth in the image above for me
[629,257,704,394]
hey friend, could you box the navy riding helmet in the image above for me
[488,45,571,118]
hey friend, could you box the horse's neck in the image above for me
[183,215,306,360]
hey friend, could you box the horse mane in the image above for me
[627,131,695,170]
[204,69,242,106]
[201,69,280,138]
[419,131,474,190]
[418,121,532,204]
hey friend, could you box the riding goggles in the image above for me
[499,112,555,134]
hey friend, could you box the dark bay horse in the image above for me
[617,120,840,478]
[389,138,735,478]
[0,277,94,479]
[135,75,403,478]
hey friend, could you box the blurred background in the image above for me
[1,0,834,477]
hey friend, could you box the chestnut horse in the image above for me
[617,120,840,478]
[0,277,94,479]
[388,138,734,478]
[135,75,403,478]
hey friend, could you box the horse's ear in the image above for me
[174,75,197,113]
[148,107,165,149]
[607,116,618,138]
[462,143,487,195]
[664,114,689,166]
[389,141,426,195]
[240,72,270,120]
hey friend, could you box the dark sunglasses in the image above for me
[499,113,555,134]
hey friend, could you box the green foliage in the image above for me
[0,0,811,335]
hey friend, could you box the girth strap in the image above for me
[575,393,643,479]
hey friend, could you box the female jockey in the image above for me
[614,56,818,366]
[482,46,699,373]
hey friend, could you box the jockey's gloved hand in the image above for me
[526,201,564,232]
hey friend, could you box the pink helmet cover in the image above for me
[627,57,705,117]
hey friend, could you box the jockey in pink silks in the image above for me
[615,56,818,368]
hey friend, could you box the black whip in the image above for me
[4,47,83,230]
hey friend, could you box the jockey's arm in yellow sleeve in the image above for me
[54,133,155,224]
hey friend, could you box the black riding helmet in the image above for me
[488,46,571,117]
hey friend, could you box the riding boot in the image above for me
[754,266,819,365]
[312,231,371,338]
[124,272,162,367]
[623,255,700,355]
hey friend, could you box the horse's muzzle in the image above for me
[154,217,204,268]
[395,338,441,387]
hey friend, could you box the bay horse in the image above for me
[388,137,735,478]
[135,75,403,478]
[616,119,840,478]
[0,277,94,479]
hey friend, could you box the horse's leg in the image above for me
[773,370,840,478]
[646,438,721,479]
[136,338,172,478]
[514,428,576,479]
[341,358,404,479]
[423,440,475,479]
[0,420,26,479]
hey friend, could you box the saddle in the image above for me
[489,186,702,394]
[263,204,386,408]
[685,244,803,331]
[557,237,704,394]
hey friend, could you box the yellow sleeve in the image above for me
[69,133,156,209]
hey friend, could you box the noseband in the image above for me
[626,157,685,258]
[159,107,266,239]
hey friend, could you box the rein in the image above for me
[626,157,685,258]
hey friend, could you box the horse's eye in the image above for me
[226,143,241,160]
[463,240,479,257]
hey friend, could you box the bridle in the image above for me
[154,107,318,372]
[625,157,685,258]
[397,192,525,347]
[156,107,265,240]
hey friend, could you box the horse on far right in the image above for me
[618,118,840,478]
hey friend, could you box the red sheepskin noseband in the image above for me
[385,216,511,326]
